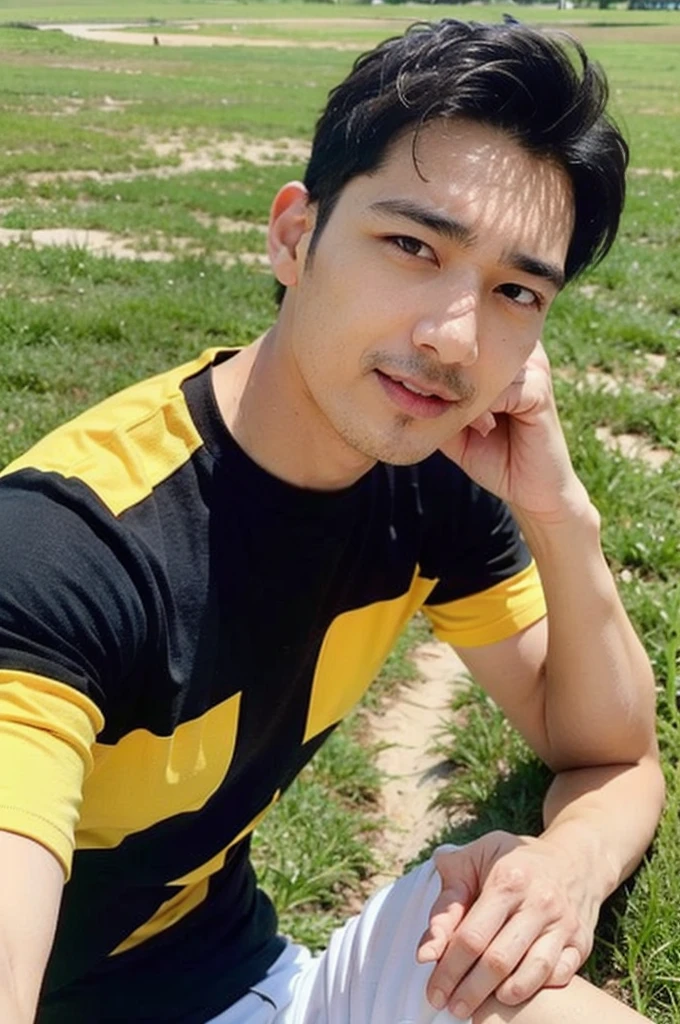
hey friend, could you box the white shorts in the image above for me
[208,851,469,1024]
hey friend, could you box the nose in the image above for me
[411,291,479,367]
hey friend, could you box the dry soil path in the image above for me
[42,22,365,51]
[43,19,680,50]
[364,640,470,890]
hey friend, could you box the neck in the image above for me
[211,324,374,491]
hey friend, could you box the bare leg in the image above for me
[475,976,652,1024]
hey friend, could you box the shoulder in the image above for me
[0,349,223,517]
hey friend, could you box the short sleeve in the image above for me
[0,673,103,877]
[418,456,546,647]
[423,560,546,647]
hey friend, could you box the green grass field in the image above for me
[0,5,678,1018]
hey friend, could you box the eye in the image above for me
[387,235,437,263]
[497,282,543,310]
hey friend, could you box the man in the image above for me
[0,18,664,1024]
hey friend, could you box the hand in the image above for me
[440,342,588,523]
[416,832,597,1018]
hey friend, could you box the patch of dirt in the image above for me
[47,24,365,52]
[55,21,680,51]
[595,425,673,470]
[364,640,469,890]
[192,211,267,234]
[629,168,677,181]
[0,226,173,262]
[644,353,667,374]
[556,361,671,401]
[147,132,310,172]
[50,95,139,117]
[0,226,269,270]
[22,133,310,187]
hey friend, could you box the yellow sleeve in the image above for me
[423,561,546,648]
[0,671,104,879]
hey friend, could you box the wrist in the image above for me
[541,816,619,904]
[513,488,603,565]
[511,476,597,532]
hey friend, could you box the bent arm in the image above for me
[0,832,64,1023]
[458,490,663,898]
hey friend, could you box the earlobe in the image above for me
[268,181,315,288]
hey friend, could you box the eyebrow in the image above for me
[504,252,565,292]
[367,199,475,246]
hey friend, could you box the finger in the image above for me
[418,846,484,962]
[493,928,569,1007]
[545,943,585,987]
[468,411,496,437]
[417,882,471,963]
[425,895,519,1007]
[433,915,537,1019]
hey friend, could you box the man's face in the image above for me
[277,118,574,469]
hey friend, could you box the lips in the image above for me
[375,370,459,419]
[390,375,455,401]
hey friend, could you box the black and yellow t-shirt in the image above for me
[0,349,546,1022]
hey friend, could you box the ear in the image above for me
[267,181,315,288]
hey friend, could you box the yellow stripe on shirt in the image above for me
[0,671,104,876]
[0,349,228,516]
[424,560,546,648]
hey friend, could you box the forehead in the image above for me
[346,119,574,267]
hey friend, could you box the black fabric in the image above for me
[0,352,534,1022]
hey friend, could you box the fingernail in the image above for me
[430,989,447,1011]
[451,1001,470,1021]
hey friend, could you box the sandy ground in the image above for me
[44,23,365,51]
[22,133,310,187]
[595,425,673,469]
[555,358,673,470]
[44,19,680,50]
[365,641,470,888]
[0,226,269,270]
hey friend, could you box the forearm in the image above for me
[0,990,31,1024]
[541,756,665,903]
[514,487,657,769]
[0,953,35,1024]
[514,485,663,898]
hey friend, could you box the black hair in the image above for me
[275,19,627,303]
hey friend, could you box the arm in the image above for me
[513,501,662,900]
[0,832,64,1023]
[419,343,664,1017]
[421,622,662,1016]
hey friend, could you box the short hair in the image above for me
[276,19,627,302]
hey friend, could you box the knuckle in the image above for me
[530,953,555,978]
[492,864,528,896]
[534,886,560,915]
[458,928,487,959]
[504,977,531,1003]
[484,948,513,977]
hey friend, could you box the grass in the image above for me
[0,5,677,1014]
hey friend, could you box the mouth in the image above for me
[375,370,462,420]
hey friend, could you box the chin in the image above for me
[347,431,443,468]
